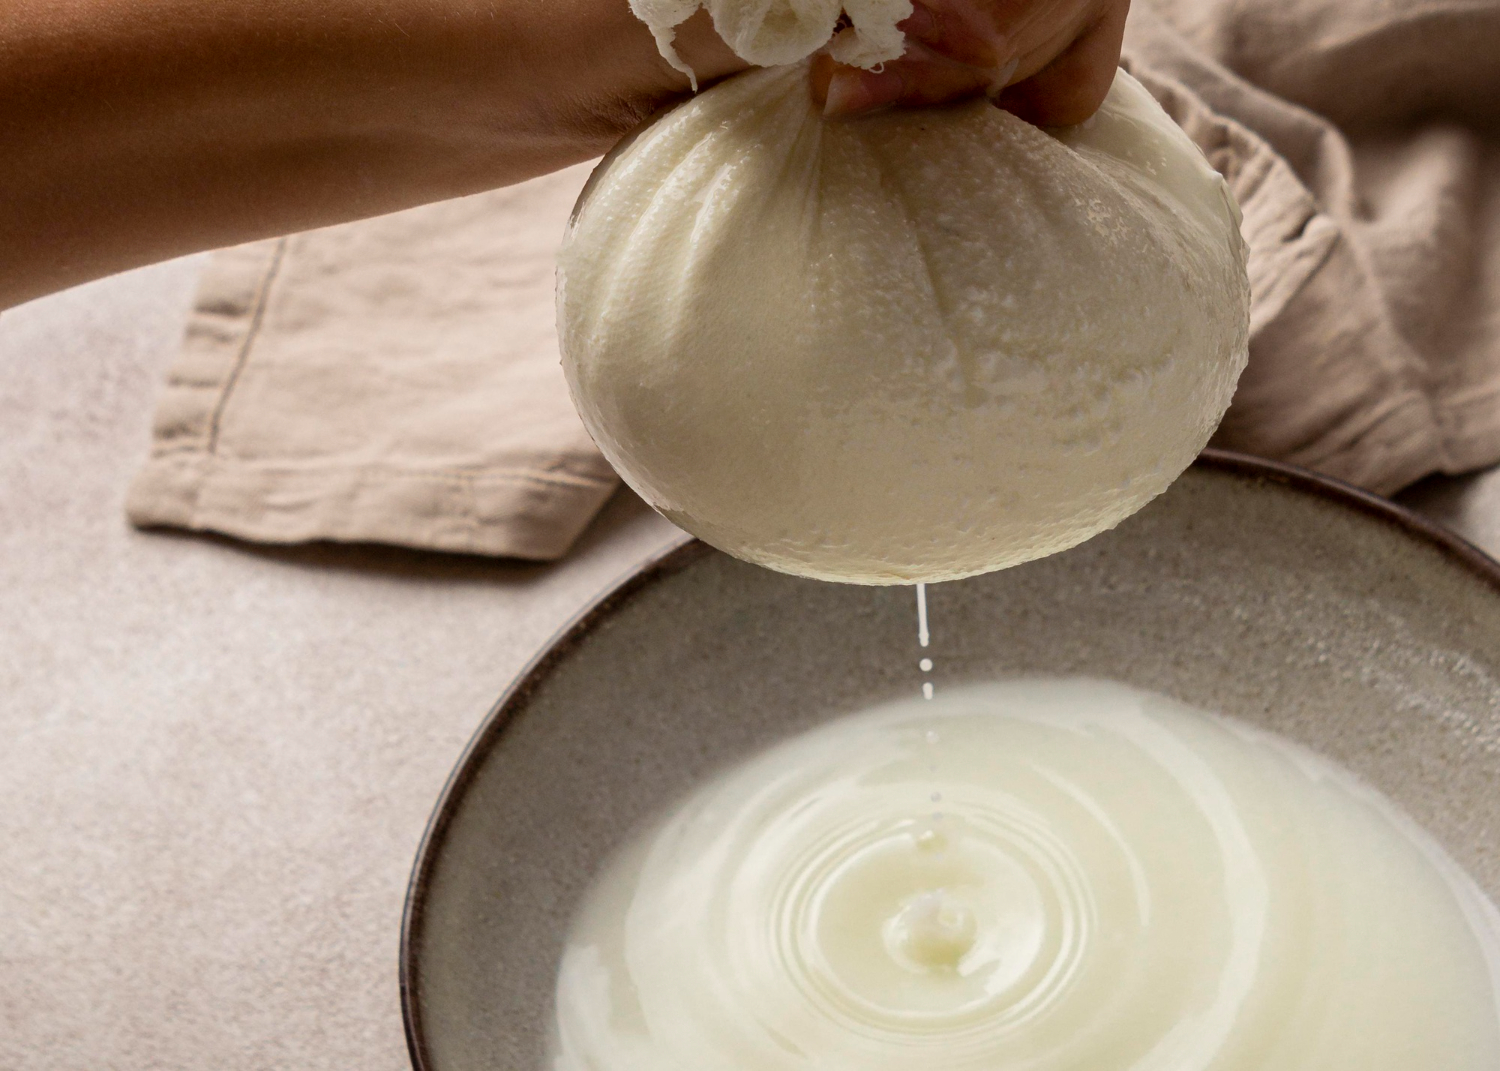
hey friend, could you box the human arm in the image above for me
[0,0,742,309]
[0,0,1127,312]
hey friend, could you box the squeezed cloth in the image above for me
[128,0,1500,558]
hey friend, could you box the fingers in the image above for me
[815,47,1001,116]
[901,1,1009,69]
[994,0,1130,126]
[814,0,1129,124]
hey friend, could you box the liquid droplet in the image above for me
[916,584,930,648]
[914,828,946,852]
[887,890,978,970]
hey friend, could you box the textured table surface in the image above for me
[3,260,1497,1069]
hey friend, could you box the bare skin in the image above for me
[0,0,1128,311]
[818,0,1130,123]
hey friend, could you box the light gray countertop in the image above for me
[3,260,1497,1068]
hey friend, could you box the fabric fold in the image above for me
[128,163,619,559]
[1126,0,1500,493]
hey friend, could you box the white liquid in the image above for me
[917,585,934,701]
[916,584,930,649]
[551,680,1500,1070]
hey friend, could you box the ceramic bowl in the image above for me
[400,450,1500,1071]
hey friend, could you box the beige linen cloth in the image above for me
[128,0,1500,560]
[127,163,618,559]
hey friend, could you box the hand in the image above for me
[811,0,1131,126]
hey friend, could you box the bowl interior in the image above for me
[402,456,1500,1071]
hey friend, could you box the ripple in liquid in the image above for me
[551,679,1500,1070]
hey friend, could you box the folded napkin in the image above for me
[129,0,1500,559]
[127,163,617,560]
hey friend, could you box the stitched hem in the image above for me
[127,453,618,561]
[130,235,620,560]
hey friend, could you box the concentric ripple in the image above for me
[551,679,1500,1070]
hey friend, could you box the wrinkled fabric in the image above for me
[1126,0,1500,492]
[128,164,618,560]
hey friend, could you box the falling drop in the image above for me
[916,583,930,648]
[917,586,936,703]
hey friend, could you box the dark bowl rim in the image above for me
[397,448,1500,1071]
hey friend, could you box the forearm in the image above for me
[0,0,743,309]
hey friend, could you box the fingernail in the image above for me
[823,67,906,118]
[985,56,1020,99]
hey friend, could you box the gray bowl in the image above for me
[400,450,1500,1071]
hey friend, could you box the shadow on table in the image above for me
[1395,464,1500,562]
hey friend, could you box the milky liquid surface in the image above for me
[550,679,1500,1070]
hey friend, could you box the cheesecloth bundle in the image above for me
[559,3,1249,584]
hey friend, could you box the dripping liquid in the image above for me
[549,586,1500,1071]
